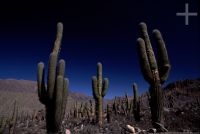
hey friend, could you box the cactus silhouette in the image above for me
[92,62,109,126]
[137,22,170,132]
[37,22,69,133]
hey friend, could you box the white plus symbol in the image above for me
[176,3,198,25]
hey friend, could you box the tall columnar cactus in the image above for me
[136,22,170,132]
[133,83,140,121]
[37,22,69,133]
[92,62,109,126]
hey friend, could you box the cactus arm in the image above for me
[97,62,102,95]
[137,38,153,84]
[53,22,63,55]
[61,78,69,119]
[54,75,64,129]
[37,62,47,104]
[139,22,158,70]
[92,76,99,99]
[47,52,58,100]
[57,59,65,77]
[102,78,109,97]
[153,29,171,83]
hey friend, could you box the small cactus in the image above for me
[73,101,79,118]
[112,97,118,115]
[0,116,7,133]
[37,22,69,133]
[133,83,140,121]
[137,22,170,132]
[92,62,109,126]
[7,100,18,134]
[106,104,112,123]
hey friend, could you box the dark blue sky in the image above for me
[0,0,199,99]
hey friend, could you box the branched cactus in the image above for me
[133,83,140,121]
[37,22,69,133]
[92,62,109,126]
[136,22,170,132]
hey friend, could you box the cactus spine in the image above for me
[137,22,170,132]
[37,22,69,133]
[92,62,109,126]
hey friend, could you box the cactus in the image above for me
[83,102,90,119]
[133,83,140,121]
[73,101,79,118]
[37,22,69,133]
[0,101,18,134]
[92,62,109,126]
[112,97,117,115]
[106,104,112,123]
[136,22,170,132]
[125,92,134,116]
[0,116,7,133]
[89,99,94,116]
[79,102,84,118]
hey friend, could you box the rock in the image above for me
[147,128,157,133]
[80,124,84,130]
[126,124,135,133]
[154,122,168,132]
[139,130,147,134]
[163,107,170,112]
[135,127,141,133]
[65,129,71,134]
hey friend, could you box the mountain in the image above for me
[0,79,93,116]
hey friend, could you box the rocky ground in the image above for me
[0,78,200,133]
[1,97,200,134]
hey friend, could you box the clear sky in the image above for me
[0,0,199,99]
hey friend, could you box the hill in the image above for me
[0,79,93,116]
[0,78,200,133]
